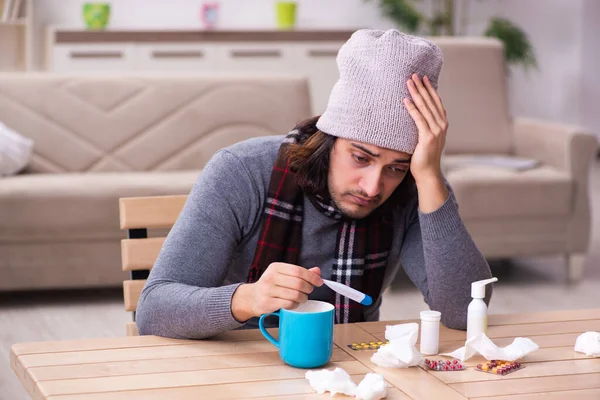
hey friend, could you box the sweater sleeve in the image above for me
[400,187,493,330]
[135,149,261,339]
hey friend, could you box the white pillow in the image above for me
[0,122,34,176]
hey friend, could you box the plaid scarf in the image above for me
[247,130,394,323]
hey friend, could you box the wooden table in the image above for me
[10,309,600,400]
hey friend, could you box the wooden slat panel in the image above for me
[121,238,165,271]
[211,328,277,342]
[37,361,368,398]
[357,310,600,333]
[357,308,600,334]
[478,332,581,348]
[488,309,600,326]
[46,374,369,400]
[429,346,590,371]
[335,324,466,400]
[363,319,600,341]
[19,341,280,368]
[126,322,139,337]
[11,329,278,358]
[11,336,188,357]
[356,319,419,332]
[10,346,21,378]
[432,359,600,384]
[475,388,600,400]
[29,349,353,382]
[119,195,187,230]
[123,280,146,312]
[244,387,412,400]
[370,332,581,351]
[517,346,592,363]
[376,366,467,400]
[10,356,35,398]
[433,346,591,373]
[452,372,600,398]
[487,319,600,339]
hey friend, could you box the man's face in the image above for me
[328,138,411,219]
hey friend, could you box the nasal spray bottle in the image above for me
[466,277,498,340]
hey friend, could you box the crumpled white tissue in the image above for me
[574,331,600,357]
[305,368,388,399]
[305,367,357,397]
[370,323,422,368]
[442,332,538,361]
[355,372,388,400]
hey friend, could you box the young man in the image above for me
[136,29,493,339]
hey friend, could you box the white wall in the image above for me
[34,0,384,30]
[581,0,600,140]
[469,0,585,126]
[33,0,599,136]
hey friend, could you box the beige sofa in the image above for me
[433,37,597,281]
[0,74,312,290]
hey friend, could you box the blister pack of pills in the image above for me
[424,359,466,371]
[476,360,524,375]
[348,341,389,350]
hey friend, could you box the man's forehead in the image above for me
[347,139,411,161]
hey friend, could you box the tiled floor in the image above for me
[2,160,599,400]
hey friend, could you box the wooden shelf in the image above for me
[52,29,356,44]
[0,0,32,71]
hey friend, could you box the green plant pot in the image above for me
[83,3,111,30]
[276,2,297,30]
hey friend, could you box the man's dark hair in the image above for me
[286,116,417,208]
[286,116,335,194]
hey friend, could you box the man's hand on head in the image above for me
[403,73,449,212]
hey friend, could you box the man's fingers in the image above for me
[275,275,315,295]
[276,263,323,287]
[277,300,300,310]
[411,74,443,127]
[403,98,430,135]
[423,75,447,125]
[407,76,439,132]
[270,286,309,304]
[308,266,323,286]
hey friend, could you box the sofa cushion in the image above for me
[444,157,573,220]
[0,171,200,240]
[0,75,311,174]
[432,38,513,155]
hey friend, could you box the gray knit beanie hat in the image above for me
[316,29,444,155]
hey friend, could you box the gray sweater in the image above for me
[136,136,493,339]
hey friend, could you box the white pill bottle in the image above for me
[466,277,498,340]
[419,310,442,355]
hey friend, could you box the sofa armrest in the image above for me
[513,117,597,178]
[513,117,597,254]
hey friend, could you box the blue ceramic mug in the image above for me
[259,300,334,368]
